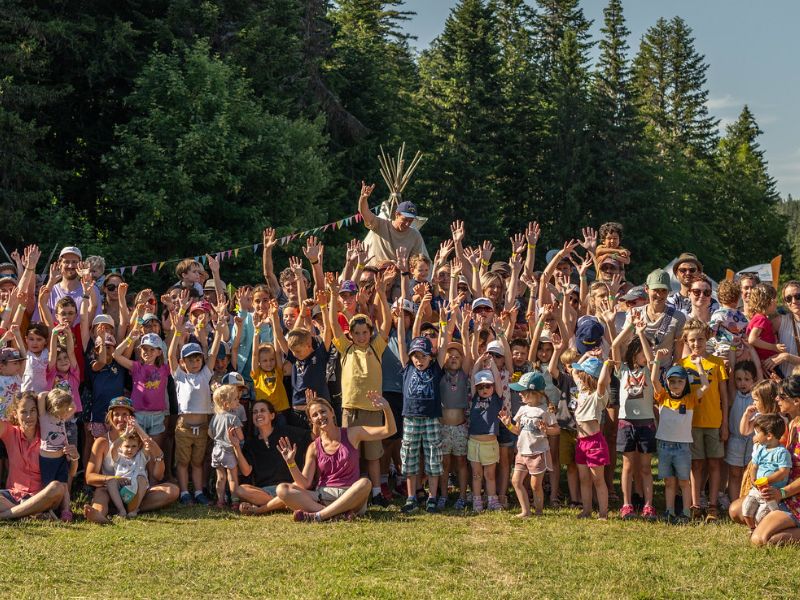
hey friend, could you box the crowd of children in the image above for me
[3,195,800,546]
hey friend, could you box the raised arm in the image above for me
[206,318,224,371]
[357,181,378,230]
[206,253,225,305]
[278,436,317,490]
[523,222,539,277]
[375,269,392,341]
[597,358,613,398]
[270,300,289,356]
[37,281,54,329]
[348,392,397,444]
[302,236,325,293]
[261,227,281,298]
[460,306,474,374]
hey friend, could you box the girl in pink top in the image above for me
[275,390,396,522]
[746,284,783,363]
[45,324,82,413]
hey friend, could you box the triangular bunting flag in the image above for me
[226,250,232,260]
[234,248,239,258]
[200,255,207,266]
[151,263,157,273]
[159,261,165,270]
[120,267,126,275]
[253,244,259,254]
[131,265,138,275]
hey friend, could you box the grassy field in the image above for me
[1,501,797,600]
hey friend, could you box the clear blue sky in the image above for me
[400,0,800,199]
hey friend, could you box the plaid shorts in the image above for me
[400,416,443,476]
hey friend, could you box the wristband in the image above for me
[178,309,186,316]
[287,462,297,469]
[356,263,365,270]
[609,295,617,303]
[319,304,328,309]
[154,455,164,462]
[137,318,145,325]
[439,321,447,329]
[174,330,183,338]
[126,338,134,347]
[511,253,518,260]
[481,259,489,267]
[310,259,319,265]
[527,244,535,249]
[781,488,787,499]
[401,271,410,277]
[505,422,514,431]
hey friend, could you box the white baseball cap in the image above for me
[59,246,82,260]
[473,369,495,385]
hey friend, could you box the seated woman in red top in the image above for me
[277,389,396,522]
[0,392,71,520]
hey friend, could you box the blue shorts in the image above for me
[657,440,691,480]
[725,434,754,468]
[498,422,518,448]
[260,485,279,497]
[135,410,168,436]
[39,455,69,485]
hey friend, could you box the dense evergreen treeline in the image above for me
[0,0,787,286]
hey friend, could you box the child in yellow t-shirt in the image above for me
[680,318,729,523]
[251,342,289,414]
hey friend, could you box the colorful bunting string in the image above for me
[107,207,376,276]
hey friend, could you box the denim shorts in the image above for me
[657,440,691,480]
[725,434,754,468]
[135,410,168,436]
[260,485,279,497]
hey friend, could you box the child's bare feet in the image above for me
[577,511,592,519]
[597,513,608,521]
[515,512,531,518]
[127,510,139,518]
[239,502,257,515]
[83,505,111,524]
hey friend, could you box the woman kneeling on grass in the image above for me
[84,397,180,523]
[229,399,311,515]
[731,376,800,545]
[276,389,396,522]
[0,392,71,520]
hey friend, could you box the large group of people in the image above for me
[2,182,800,546]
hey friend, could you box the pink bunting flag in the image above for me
[120,267,126,275]
[131,265,138,275]
[151,262,157,272]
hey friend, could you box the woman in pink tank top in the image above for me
[750,376,800,546]
[276,389,396,522]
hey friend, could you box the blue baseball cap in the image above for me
[575,319,605,354]
[570,357,603,379]
[509,371,545,392]
[180,342,203,359]
[408,336,433,357]
[396,201,418,218]
[666,365,689,380]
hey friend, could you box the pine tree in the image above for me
[414,0,505,243]
[713,105,785,269]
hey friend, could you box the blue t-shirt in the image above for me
[287,339,331,407]
[87,359,127,423]
[468,393,503,436]
[753,444,792,488]
[401,362,443,418]
[382,327,411,394]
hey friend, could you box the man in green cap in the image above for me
[621,269,686,368]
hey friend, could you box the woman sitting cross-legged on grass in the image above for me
[0,392,71,520]
[228,399,311,515]
[83,396,180,523]
[276,389,396,522]
[731,375,800,546]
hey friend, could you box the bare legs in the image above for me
[578,465,607,519]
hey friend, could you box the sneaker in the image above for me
[380,483,393,502]
[454,498,467,510]
[179,492,193,506]
[705,505,719,524]
[415,488,427,504]
[194,493,210,506]
[690,505,704,522]
[371,493,390,508]
[472,496,484,513]
[641,504,657,521]
[661,510,674,523]
[487,496,502,511]
[401,499,418,514]
[717,492,731,511]
[437,496,447,511]
[620,504,636,520]
[426,497,438,513]
[293,509,317,523]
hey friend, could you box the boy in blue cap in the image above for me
[652,354,709,522]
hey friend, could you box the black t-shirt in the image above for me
[242,424,311,488]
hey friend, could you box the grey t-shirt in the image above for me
[440,369,470,410]
[624,306,686,367]
[209,411,243,448]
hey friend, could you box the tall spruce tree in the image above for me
[414,0,505,243]
[713,105,785,269]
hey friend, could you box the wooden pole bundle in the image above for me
[378,143,423,212]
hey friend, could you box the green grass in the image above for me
[1,502,797,599]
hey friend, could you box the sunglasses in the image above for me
[476,383,493,390]
[474,307,493,314]
[105,283,117,291]
[785,293,800,304]
[678,267,698,274]
[600,266,619,273]
[422,332,437,339]
[690,288,711,297]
